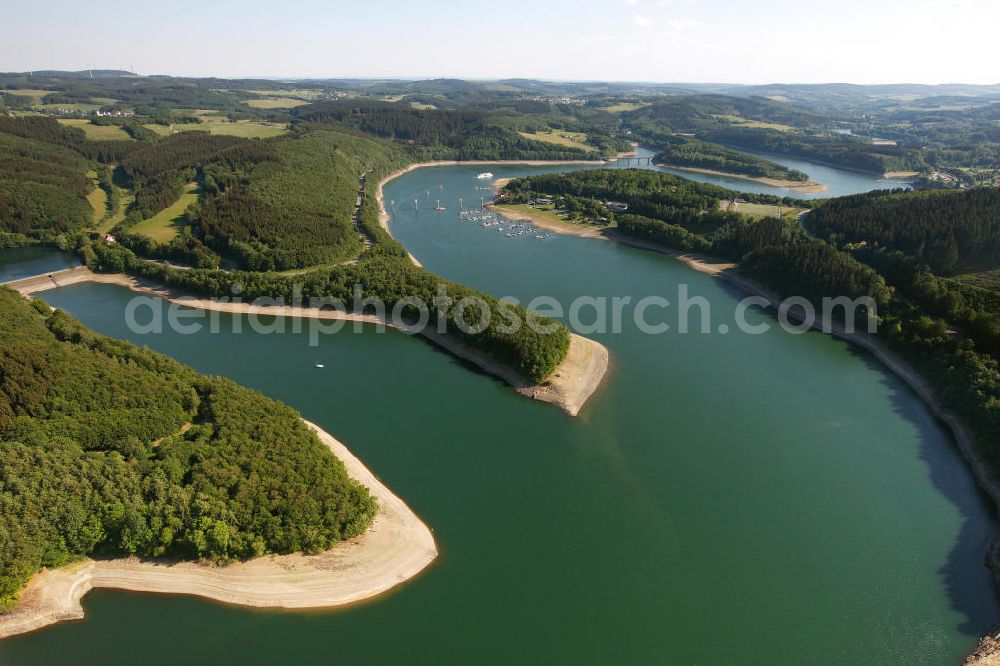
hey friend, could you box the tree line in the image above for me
[808,187,1000,273]
[504,168,1000,473]
[83,239,570,384]
[0,288,376,611]
[655,137,809,182]
[293,102,599,161]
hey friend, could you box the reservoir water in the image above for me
[629,145,911,199]
[0,159,992,664]
[0,246,78,283]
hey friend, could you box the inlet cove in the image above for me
[1,156,995,663]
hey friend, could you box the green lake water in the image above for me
[0,246,78,283]
[627,145,911,199]
[0,161,993,664]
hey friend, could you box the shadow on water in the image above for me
[707,273,999,641]
[849,346,999,637]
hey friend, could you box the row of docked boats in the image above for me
[458,208,553,239]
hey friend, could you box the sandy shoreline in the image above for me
[373,161,611,414]
[493,204,607,239]
[9,267,608,417]
[654,162,828,192]
[0,419,438,640]
[488,202,1000,616]
[373,157,607,252]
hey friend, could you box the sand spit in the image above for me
[0,420,437,639]
[9,267,608,417]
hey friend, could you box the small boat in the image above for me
[476,172,494,180]
[435,199,447,211]
[314,360,325,369]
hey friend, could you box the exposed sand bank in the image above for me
[492,204,608,239]
[489,203,1000,621]
[374,158,607,250]
[0,420,438,640]
[654,162,827,192]
[9,267,608,417]
[373,162,611,414]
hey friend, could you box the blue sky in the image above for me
[1,0,996,84]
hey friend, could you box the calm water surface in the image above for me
[628,145,911,199]
[0,161,992,664]
[0,246,77,282]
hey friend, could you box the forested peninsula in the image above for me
[0,115,581,393]
[0,95,614,631]
[653,137,811,184]
[0,288,377,612]
[498,169,1000,491]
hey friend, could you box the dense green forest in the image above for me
[82,240,570,383]
[698,127,927,175]
[622,95,912,180]
[292,101,618,160]
[615,92,988,181]
[502,168,797,237]
[654,137,809,182]
[4,72,998,186]
[805,186,1000,357]
[617,95,926,175]
[0,131,93,240]
[503,168,1000,472]
[0,116,137,163]
[0,112,574,385]
[807,187,1000,272]
[192,129,407,270]
[0,288,376,611]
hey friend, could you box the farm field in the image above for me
[248,89,321,98]
[720,200,806,219]
[57,118,132,140]
[956,268,1000,294]
[143,118,287,138]
[37,102,105,113]
[129,183,200,242]
[517,129,596,151]
[601,102,650,113]
[0,88,51,102]
[245,96,309,109]
[97,190,134,233]
[85,170,108,224]
[714,114,795,131]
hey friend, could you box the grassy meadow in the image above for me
[518,129,596,152]
[130,183,200,242]
[244,97,310,109]
[57,118,132,140]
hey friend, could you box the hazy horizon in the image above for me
[8,71,1000,89]
[2,0,997,86]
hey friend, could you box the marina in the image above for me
[0,157,994,664]
[457,207,553,239]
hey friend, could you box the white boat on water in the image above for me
[476,172,494,180]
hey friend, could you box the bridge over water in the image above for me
[608,156,654,166]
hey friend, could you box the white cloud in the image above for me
[665,17,699,30]
[623,0,642,5]
[632,14,654,27]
